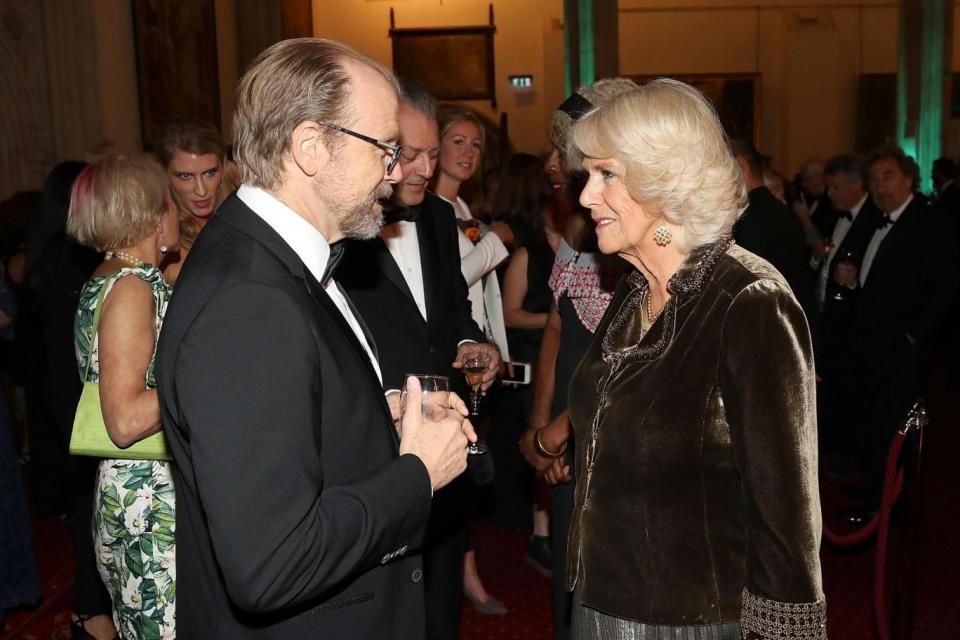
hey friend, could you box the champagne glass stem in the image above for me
[469,386,481,418]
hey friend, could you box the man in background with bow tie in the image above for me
[817,155,878,306]
[156,39,477,639]
[816,154,880,467]
[829,147,957,521]
[339,79,501,640]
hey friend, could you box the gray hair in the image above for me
[233,38,400,190]
[398,78,438,120]
[824,154,863,183]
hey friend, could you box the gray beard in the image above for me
[314,179,392,241]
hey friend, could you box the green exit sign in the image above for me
[509,75,533,89]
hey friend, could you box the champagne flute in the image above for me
[462,352,489,455]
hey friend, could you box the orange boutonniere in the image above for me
[457,219,482,244]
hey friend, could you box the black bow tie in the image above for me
[383,206,420,225]
[320,241,345,287]
[877,214,894,229]
[838,211,853,221]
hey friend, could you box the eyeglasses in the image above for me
[318,121,402,174]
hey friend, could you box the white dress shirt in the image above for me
[381,220,428,321]
[237,185,382,382]
[816,193,868,303]
[860,194,912,287]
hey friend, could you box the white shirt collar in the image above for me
[237,184,330,283]
[885,194,913,223]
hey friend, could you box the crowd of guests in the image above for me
[1,34,956,640]
[730,141,958,525]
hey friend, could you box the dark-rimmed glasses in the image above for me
[318,121,402,174]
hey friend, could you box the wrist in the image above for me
[529,416,548,431]
[534,429,567,459]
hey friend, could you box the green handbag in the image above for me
[69,272,171,460]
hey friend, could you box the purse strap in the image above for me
[80,271,119,383]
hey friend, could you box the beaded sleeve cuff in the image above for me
[740,589,827,640]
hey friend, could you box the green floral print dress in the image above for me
[75,264,176,640]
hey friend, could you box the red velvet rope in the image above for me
[822,431,907,547]
[822,419,918,640]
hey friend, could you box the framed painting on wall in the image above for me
[132,0,221,150]
[389,5,497,109]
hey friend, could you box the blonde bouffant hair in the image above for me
[66,155,170,252]
[567,78,747,254]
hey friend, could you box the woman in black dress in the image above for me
[496,153,559,568]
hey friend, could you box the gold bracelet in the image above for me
[534,429,567,459]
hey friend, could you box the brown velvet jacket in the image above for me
[566,238,826,639]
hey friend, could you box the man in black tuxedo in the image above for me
[817,155,880,306]
[155,39,477,639]
[732,139,818,343]
[339,80,501,640]
[832,148,957,515]
[816,154,880,458]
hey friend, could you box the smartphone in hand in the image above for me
[502,361,532,386]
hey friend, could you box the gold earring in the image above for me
[653,223,672,247]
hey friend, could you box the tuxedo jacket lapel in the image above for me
[416,213,440,324]
[303,271,397,445]
[872,201,918,272]
[374,237,416,307]
[303,270,371,370]
[336,281,380,363]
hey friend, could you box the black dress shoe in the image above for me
[524,534,553,578]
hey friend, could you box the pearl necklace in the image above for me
[641,288,665,332]
[105,251,147,268]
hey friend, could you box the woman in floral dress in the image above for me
[67,155,181,639]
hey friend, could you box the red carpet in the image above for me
[460,523,553,639]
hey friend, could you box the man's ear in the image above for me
[289,121,331,178]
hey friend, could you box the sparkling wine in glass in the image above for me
[461,352,489,455]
